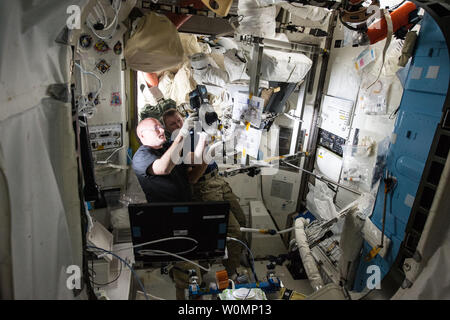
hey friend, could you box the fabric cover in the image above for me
[0,0,87,299]
[224,49,250,82]
[124,12,185,73]
[157,63,197,106]
[237,1,277,38]
[251,49,313,83]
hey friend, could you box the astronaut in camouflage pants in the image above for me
[162,108,247,281]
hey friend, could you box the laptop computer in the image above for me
[128,201,230,263]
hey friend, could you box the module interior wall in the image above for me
[320,18,401,207]
[74,16,129,190]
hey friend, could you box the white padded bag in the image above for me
[124,12,185,73]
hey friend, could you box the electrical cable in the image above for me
[240,226,300,235]
[136,290,165,300]
[338,11,361,32]
[96,146,126,164]
[77,178,97,299]
[277,226,296,234]
[106,237,199,254]
[227,237,258,283]
[87,0,121,40]
[86,245,150,300]
[260,174,268,210]
[140,245,198,256]
[358,288,376,300]
[242,286,252,301]
[93,4,105,26]
[89,259,165,300]
[389,106,400,119]
[138,249,211,272]
[83,202,94,234]
[89,258,123,287]
[97,1,108,26]
[281,159,362,195]
[74,62,102,119]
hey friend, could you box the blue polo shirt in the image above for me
[132,142,192,203]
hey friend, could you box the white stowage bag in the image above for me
[248,49,313,83]
[158,71,175,99]
[110,208,131,229]
[124,12,185,73]
[306,180,339,221]
[237,0,277,38]
[157,63,196,105]
[224,49,250,82]
[170,62,197,105]
[193,66,229,87]
[178,33,203,58]
[190,53,229,87]
[195,66,229,87]
[279,3,330,22]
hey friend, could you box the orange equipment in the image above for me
[142,72,159,88]
[215,269,229,290]
[367,1,417,45]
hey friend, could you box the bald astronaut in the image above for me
[132,116,208,299]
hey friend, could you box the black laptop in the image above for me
[128,201,230,263]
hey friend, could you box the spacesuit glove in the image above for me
[178,114,199,138]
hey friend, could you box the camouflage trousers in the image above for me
[192,171,247,275]
[171,170,247,299]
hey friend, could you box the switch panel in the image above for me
[89,124,122,151]
[318,128,346,157]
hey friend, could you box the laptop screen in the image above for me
[128,201,230,263]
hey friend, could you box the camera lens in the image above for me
[204,112,218,126]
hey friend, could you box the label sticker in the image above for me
[173,230,188,236]
[391,133,397,144]
[173,206,189,213]
[96,59,110,74]
[404,194,415,208]
[203,215,226,220]
[218,223,226,234]
[94,40,109,53]
[114,41,122,55]
[79,34,92,49]
[410,67,423,80]
[132,227,141,237]
[111,92,122,106]
[425,66,440,79]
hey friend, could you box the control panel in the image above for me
[318,128,346,157]
[89,124,122,151]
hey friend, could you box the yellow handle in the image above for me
[365,246,382,262]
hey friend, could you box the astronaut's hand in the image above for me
[179,112,199,138]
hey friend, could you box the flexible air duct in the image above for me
[295,218,324,291]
